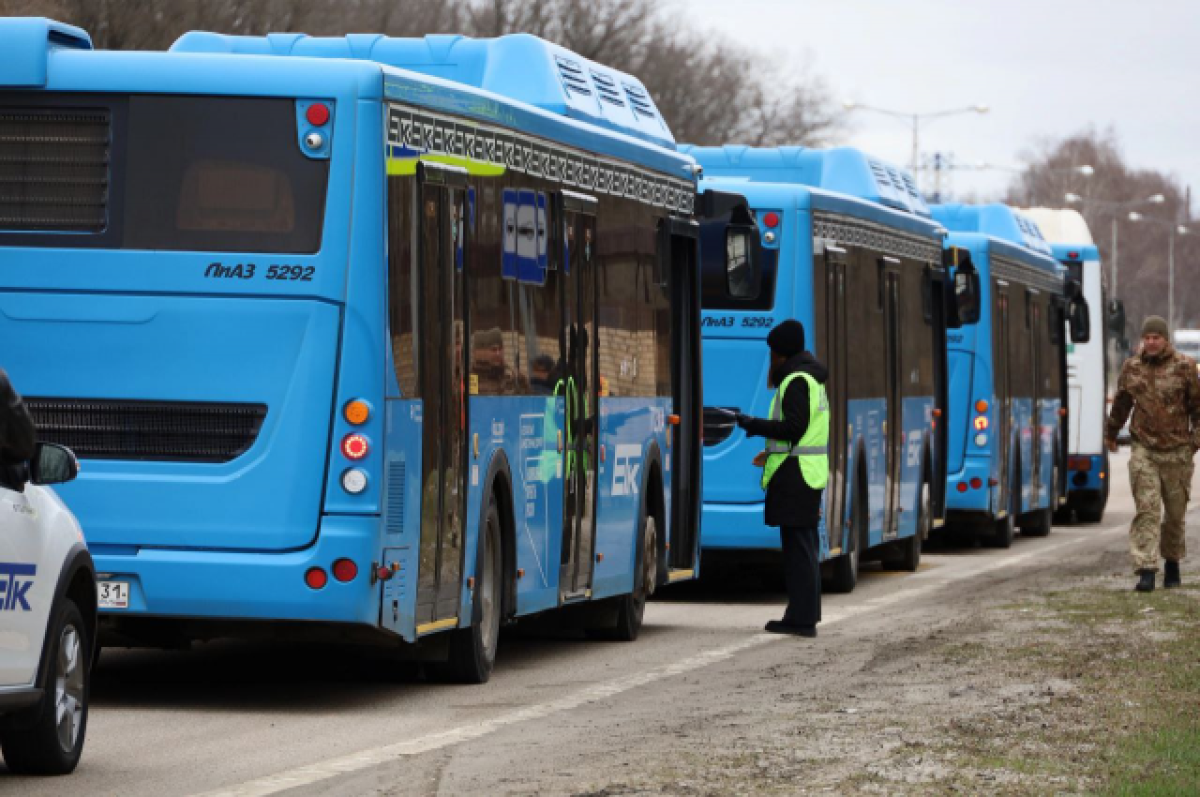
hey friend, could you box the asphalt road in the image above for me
[3,448,1167,796]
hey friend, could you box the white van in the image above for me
[1173,329,1200,371]
[0,442,95,775]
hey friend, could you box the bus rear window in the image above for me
[0,94,328,253]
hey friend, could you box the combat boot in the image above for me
[1164,561,1182,589]
[1135,569,1156,592]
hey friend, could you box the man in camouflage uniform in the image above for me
[1106,315,1200,591]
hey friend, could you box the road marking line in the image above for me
[196,521,1131,797]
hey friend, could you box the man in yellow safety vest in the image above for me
[736,319,830,637]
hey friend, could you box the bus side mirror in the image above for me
[725,225,759,299]
[1069,299,1091,344]
[29,442,79,486]
[953,263,981,326]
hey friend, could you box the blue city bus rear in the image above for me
[684,146,954,588]
[0,20,703,667]
[933,205,1069,540]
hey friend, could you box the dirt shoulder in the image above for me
[609,549,1200,796]
[448,536,1200,797]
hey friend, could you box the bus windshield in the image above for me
[0,94,329,253]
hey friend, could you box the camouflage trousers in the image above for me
[1129,443,1194,572]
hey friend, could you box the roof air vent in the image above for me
[555,56,592,97]
[623,83,655,118]
[590,70,624,107]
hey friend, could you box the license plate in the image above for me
[98,580,130,609]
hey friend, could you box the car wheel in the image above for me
[1,598,90,775]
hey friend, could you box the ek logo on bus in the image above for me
[612,444,643,497]
[0,562,36,612]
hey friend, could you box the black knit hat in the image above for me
[767,319,805,357]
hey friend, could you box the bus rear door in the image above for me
[415,164,470,629]
[560,194,599,601]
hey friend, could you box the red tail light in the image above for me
[342,433,369,460]
[969,477,983,490]
[305,567,328,590]
[332,559,358,582]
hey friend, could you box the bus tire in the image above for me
[885,478,927,572]
[445,494,503,684]
[824,478,863,594]
[587,504,657,642]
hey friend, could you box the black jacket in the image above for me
[742,352,829,528]
[0,369,36,491]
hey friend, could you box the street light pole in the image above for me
[1128,211,1188,329]
[843,101,989,189]
[1065,192,1166,300]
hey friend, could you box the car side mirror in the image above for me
[1069,299,1091,344]
[29,442,79,486]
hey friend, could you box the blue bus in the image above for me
[1022,209,1110,523]
[0,18,704,682]
[933,204,1089,546]
[681,146,979,592]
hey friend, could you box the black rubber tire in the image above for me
[824,482,863,594]
[445,496,503,684]
[1,598,90,775]
[1076,496,1106,524]
[586,510,657,642]
[885,478,928,572]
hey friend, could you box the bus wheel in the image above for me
[587,510,656,642]
[989,511,1015,548]
[885,479,927,572]
[446,495,503,684]
[824,482,862,594]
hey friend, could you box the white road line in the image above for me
[196,522,1129,797]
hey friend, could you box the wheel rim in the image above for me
[637,516,657,612]
[55,624,85,752]
[480,519,501,659]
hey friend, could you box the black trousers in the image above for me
[780,525,821,627]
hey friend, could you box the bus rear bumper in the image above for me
[946,458,994,514]
[1067,454,1106,493]
[92,515,382,625]
[700,502,780,550]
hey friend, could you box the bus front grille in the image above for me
[703,407,739,447]
[0,107,111,233]
[26,398,267,462]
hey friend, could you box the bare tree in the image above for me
[1008,129,1197,336]
[2,0,844,148]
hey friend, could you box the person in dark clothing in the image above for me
[735,320,829,637]
[0,368,37,491]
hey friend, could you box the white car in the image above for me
[0,442,94,775]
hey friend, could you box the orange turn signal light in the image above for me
[344,399,370,425]
[975,400,989,414]
[668,414,681,426]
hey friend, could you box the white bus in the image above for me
[1022,208,1109,522]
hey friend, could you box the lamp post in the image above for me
[842,101,989,188]
[1128,212,1189,330]
[952,162,1094,205]
[1064,193,1166,298]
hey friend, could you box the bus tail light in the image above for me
[969,477,983,490]
[956,482,968,493]
[305,567,328,590]
[1069,457,1092,472]
[342,433,369,460]
[344,399,371,425]
[306,102,331,126]
[332,559,358,582]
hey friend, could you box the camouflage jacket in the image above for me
[1106,345,1200,450]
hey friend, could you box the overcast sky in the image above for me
[687,0,1200,211]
